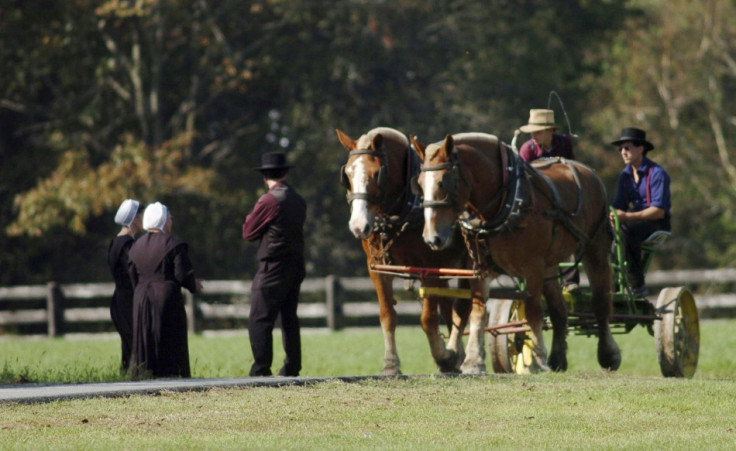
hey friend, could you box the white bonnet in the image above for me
[143,202,169,231]
[114,199,140,227]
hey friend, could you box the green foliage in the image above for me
[7,134,215,236]
[1,319,734,384]
[582,0,736,270]
[2,0,734,284]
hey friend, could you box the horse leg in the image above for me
[447,279,471,364]
[584,234,621,371]
[524,276,550,372]
[370,271,401,375]
[420,280,463,373]
[542,274,568,372]
[437,297,467,369]
[460,278,488,375]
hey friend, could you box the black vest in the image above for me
[257,183,306,261]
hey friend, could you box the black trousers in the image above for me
[621,218,670,288]
[248,257,305,377]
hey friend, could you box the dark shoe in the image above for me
[278,367,299,377]
[631,286,649,298]
[249,368,272,377]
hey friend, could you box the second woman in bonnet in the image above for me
[127,202,203,378]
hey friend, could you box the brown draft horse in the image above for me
[336,127,474,375]
[411,132,621,373]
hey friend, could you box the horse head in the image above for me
[411,134,469,250]
[336,128,400,239]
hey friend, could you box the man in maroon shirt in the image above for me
[242,152,307,377]
[518,109,575,162]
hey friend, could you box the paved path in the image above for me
[0,375,386,404]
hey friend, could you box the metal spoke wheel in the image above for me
[488,299,533,374]
[654,287,700,378]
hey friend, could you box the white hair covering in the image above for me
[114,199,140,227]
[143,202,169,231]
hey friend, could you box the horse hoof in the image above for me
[380,366,402,376]
[549,355,568,372]
[460,363,487,375]
[436,351,462,374]
[598,342,622,371]
[529,361,551,373]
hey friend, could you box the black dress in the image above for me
[127,232,198,378]
[107,235,135,370]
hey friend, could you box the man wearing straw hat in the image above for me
[518,108,576,162]
[242,152,307,377]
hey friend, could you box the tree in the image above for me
[583,0,736,269]
[1,0,635,284]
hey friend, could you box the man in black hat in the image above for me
[609,127,671,298]
[242,152,307,376]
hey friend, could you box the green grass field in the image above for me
[1,320,735,449]
[1,319,733,383]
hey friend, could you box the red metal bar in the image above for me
[490,326,532,335]
[485,319,528,331]
[370,264,479,278]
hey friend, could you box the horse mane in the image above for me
[425,132,500,161]
[452,132,499,145]
[358,127,409,148]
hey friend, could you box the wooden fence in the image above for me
[1,268,735,337]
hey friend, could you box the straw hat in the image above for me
[519,109,557,133]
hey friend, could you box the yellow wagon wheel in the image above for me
[654,287,700,378]
[488,299,533,374]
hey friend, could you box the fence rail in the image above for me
[0,269,734,337]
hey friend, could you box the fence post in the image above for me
[325,275,343,330]
[46,281,65,337]
[185,291,198,334]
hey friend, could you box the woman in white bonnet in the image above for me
[127,202,202,378]
[106,199,142,371]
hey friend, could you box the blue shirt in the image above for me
[611,156,671,217]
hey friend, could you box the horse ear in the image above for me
[410,135,425,161]
[371,133,384,150]
[335,129,356,151]
[440,134,455,160]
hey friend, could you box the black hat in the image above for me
[611,127,654,152]
[254,152,293,171]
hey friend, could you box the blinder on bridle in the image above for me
[412,149,464,210]
[340,148,388,207]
